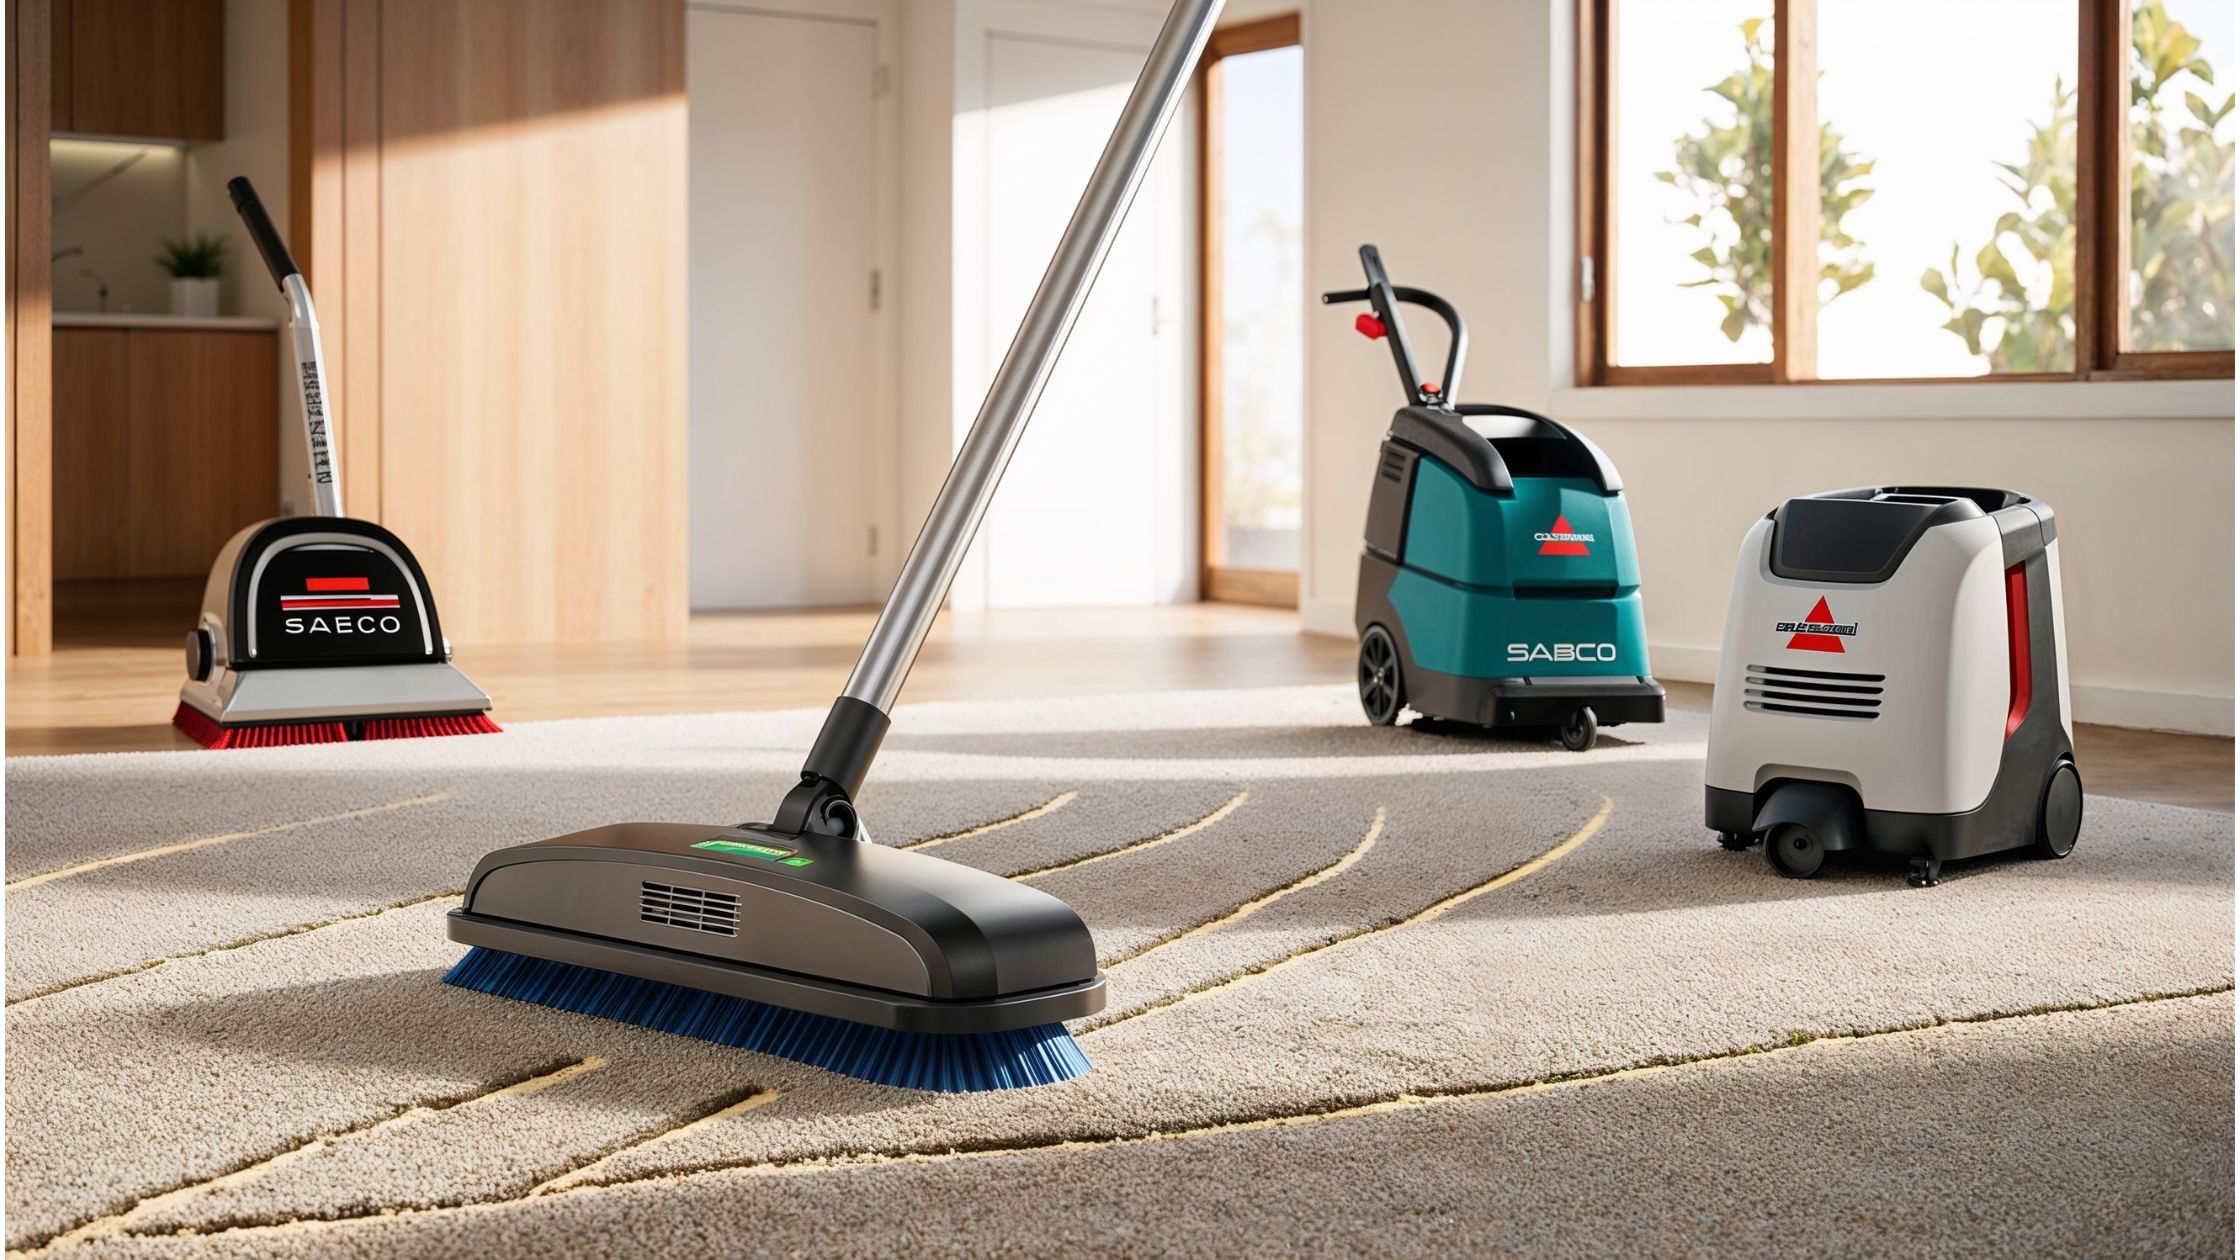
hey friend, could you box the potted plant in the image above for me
[155,234,228,317]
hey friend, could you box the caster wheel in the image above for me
[2033,760,2083,860]
[1764,822,1824,879]
[1357,625,1404,727]
[1557,706,1598,752]
[1908,857,1944,888]
[1715,830,1756,851]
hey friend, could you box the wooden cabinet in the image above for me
[51,0,223,140]
[53,327,277,579]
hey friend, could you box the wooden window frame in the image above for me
[1575,0,2236,387]
[1198,12,1302,609]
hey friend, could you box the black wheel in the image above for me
[2033,759,2083,859]
[1557,706,1598,752]
[183,627,214,682]
[1715,830,1756,851]
[1357,626,1404,726]
[1764,822,1825,879]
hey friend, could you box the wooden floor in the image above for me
[8,578,2229,812]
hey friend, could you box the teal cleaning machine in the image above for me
[1325,244,1664,751]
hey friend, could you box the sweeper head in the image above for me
[443,0,1225,1091]
[174,178,496,749]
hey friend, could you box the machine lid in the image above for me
[1387,405,1622,495]
[1769,486,2038,584]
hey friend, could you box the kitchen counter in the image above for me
[54,312,279,331]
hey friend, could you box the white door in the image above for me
[688,7,882,609]
[968,28,1195,608]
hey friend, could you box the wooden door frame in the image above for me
[9,0,56,655]
[1196,11,1301,609]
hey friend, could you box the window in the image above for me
[1577,0,2235,384]
[1199,15,1303,606]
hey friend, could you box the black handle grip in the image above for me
[227,176,298,290]
[1352,243,1430,405]
[1326,242,1474,406]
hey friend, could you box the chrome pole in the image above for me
[281,275,344,518]
[840,0,1224,713]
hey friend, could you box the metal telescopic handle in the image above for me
[839,0,1222,715]
[228,176,343,518]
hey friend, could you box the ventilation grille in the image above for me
[640,881,738,935]
[1513,583,1618,600]
[1743,663,1885,721]
[1378,448,1410,482]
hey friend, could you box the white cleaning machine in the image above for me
[1703,486,2081,887]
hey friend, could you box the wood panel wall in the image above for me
[9,0,55,655]
[52,328,279,579]
[293,0,687,645]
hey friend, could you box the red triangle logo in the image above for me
[1786,596,1847,653]
[1537,514,1591,556]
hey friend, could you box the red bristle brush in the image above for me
[174,705,499,750]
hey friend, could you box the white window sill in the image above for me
[1551,377,2234,422]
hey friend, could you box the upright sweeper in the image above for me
[442,0,1225,1092]
[1324,246,1663,750]
[1704,486,2081,887]
[174,178,497,749]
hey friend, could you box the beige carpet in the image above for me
[5,687,2232,1258]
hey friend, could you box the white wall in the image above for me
[897,0,960,568]
[181,0,290,325]
[50,139,188,314]
[1299,0,2236,735]
[178,0,296,510]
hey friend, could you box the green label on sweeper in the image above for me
[692,838,813,866]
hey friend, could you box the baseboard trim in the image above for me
[2069,684,2235,738]
[1300,596,1352,640]
[1649,644,1721,684]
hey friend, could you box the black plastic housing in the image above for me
[225,516,450,670]
[447,821,1107,1034]
[1770,486,2054,584]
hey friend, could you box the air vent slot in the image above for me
[1378,448,1409,482]
[640,880,739,936]
[1743,663,1884,721]
[1513,583,1618,600]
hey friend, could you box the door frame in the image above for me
[1196,11,1300,609]
[689,0,905,602]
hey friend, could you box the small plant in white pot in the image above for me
[156,235,228,317]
